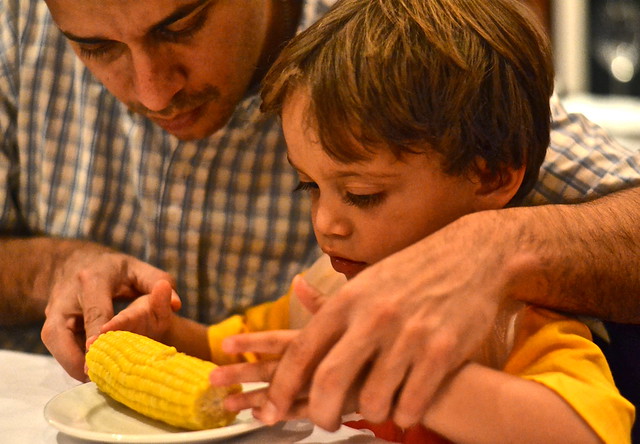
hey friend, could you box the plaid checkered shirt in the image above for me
[1,0,639,351]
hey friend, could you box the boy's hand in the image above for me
[97,280,181,343]
[208,278,329,422]
[209,328,359,423]
[207,275,383,426]
[209,330,298,415]
[291,274,328,313]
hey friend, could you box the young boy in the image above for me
[98,0,634,442]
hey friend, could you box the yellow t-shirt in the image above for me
[207,270,634,443]
[503,305,634,443]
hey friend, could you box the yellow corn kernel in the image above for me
[86,330,241,430]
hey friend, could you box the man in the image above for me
[1,0,639,437]
[1,0,320,379]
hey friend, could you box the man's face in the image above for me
[45,0,269,140]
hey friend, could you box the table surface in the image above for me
[0,350,391,443]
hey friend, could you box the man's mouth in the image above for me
[329,256,368,279]
[149,103,206,133]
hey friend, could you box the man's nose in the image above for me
[130,48,186,112]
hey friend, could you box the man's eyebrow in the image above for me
[60,0,211,44]
[153,0,211,31]
[61,31,111,45]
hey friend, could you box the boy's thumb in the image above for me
[292,274,329,313]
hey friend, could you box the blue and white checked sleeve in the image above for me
[524,96,640,205]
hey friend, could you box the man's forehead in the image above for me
[45,0,208,38]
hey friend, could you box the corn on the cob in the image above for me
[86,330,241,430]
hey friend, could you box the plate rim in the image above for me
[44,382,265,443]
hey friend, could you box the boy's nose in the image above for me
[313,201,352,238]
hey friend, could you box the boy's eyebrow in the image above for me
[332,170,398,179]
[287,154,399,179]
[60,0,212,44]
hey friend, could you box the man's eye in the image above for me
[293,181,319,192]
[159,4,210,42]
[344,192,385,208]
[78,43,116,60]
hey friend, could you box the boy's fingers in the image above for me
[149,280,174,318]
[170,290,182,311]
[210,360,279,386]
[292,275,328,313]
[221,330,299,355]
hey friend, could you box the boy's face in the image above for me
[283,91,481,279]
[45,0,269,141]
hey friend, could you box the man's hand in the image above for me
[269,190,640,431]
[40,243,175,381]
[258,213,517,431]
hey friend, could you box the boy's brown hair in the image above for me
[262,0,554,203]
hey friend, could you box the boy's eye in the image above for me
[294,182,384,208]
[344,192,385,208]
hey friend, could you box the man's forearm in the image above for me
[501,187,640,322]
[0,236,78,325]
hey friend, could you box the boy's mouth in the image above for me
[329,256,368,279]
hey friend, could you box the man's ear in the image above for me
[470,157,525,211]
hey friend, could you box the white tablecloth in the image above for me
[0,350,390,443]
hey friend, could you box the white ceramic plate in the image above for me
[44,382,266,443]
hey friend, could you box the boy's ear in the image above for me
[470,157,525,211]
